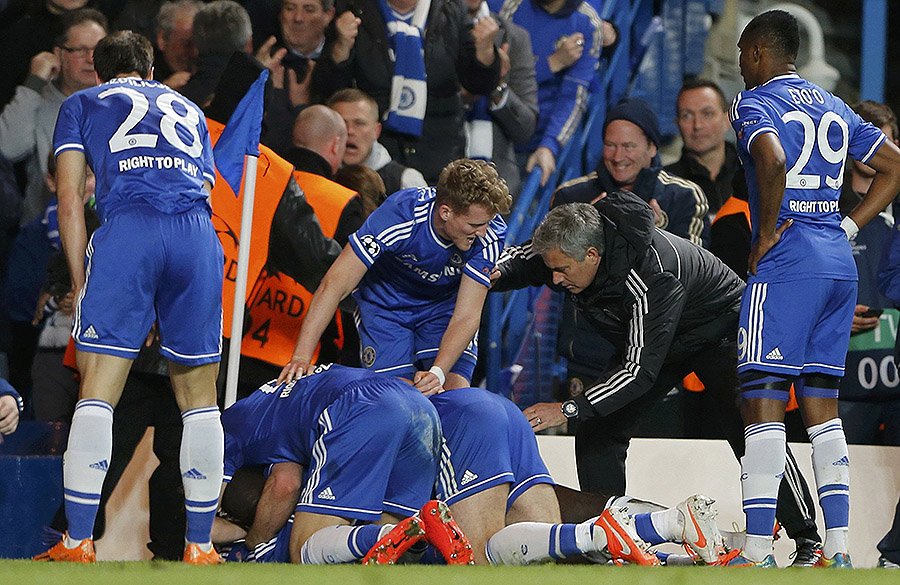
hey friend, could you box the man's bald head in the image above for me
[292,105,348,174]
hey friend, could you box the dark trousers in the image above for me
[879,493,900,564]
[574,334,820,541]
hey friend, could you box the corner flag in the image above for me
[213,69,269,197]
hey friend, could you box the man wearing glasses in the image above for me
[0,8,107,226]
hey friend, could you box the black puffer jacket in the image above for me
[493,187,744,418]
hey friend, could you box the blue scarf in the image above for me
[377,0,430,136]
[464,1,493,160]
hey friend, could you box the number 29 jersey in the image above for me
[730,73,886,281]
[53,77,216,219]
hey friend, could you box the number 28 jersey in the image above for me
[730,73,886,281]
[53,77,216,219]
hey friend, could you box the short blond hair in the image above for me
[435,159,511,215]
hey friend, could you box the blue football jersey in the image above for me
[53,77,215,219]
[348,187,506,308]
[221,364,378,472]
[730,73,886,281]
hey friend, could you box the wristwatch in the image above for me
[491,81,508,103]
[561,399,579,419]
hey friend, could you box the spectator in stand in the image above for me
[154,0,201,90]
[0,0,90,108]
[181,0,254,107]
[334,164,387,219]
[0,8,107,226]
[496,0,602,187]
[313,0,501,183]
[665,78,739,216]
[253,0,338,152]
[462,0,537,198]
[277,0,333,68]
[554,97,708,246]
[327,89,427,195]
[844,100,900,446]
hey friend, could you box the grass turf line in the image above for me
[3,560,898,585]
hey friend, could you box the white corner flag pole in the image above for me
[224,154,259,408]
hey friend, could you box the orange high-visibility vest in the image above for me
[207,118,291,337]
[712,195,750,225]
[240,170,358,366]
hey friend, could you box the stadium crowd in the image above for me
[1,0,900,571]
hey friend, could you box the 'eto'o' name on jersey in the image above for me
[730,73,886,282]
[53,77,215,219]
[348,187,506,308]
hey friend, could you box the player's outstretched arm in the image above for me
[56,150,89,293]
[414,275,488,394]
[748,132,790,275]
[846,139,900,232]
[278,245,368,382]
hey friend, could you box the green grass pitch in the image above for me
[3,560,898,585]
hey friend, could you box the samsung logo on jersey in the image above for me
[401,259,442,282]
[399,259,461,282]
[788,200,839,214]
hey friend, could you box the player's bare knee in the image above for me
[444,372,470,390]
[507,483,561,525]
[168,361,218,410]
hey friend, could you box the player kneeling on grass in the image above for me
[213,364,474,564]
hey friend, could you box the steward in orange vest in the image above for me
[709,169,752,279]
[206,117,341,397]
[282,144,364,366]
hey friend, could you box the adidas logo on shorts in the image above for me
[89,459,108,472]
[318,487,336,500]
[182,467,207,480]
[765,347,784,361]
[460,470,478,485]
[83,326,99,340]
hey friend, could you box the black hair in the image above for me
[678,77,728,112]
[93,30,154,82]
[743,9,800,62]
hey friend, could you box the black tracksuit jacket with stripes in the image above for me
[493,187,744,419]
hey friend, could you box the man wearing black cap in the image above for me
[555,98,709,247]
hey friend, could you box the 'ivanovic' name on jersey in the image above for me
[730,73,886,282]
[53,76,216,219]
[348,187,506,308]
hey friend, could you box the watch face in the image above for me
[562,400,578,418]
